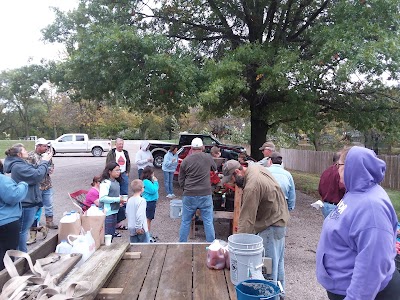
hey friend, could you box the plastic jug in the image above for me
[60,212,77,224]
[70,210,80,220]
[68,235,92,267]
[207,240,227,270]
[56,240,73,254]
[86,205,104,216]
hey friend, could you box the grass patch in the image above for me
[291,170,400,218]
[0,140,35,159]
[291,171,320,199]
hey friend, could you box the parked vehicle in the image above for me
[173,145,255,180]
[149,133,247,168]
[49,133,111,157]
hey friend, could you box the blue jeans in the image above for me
[0,219,20,270]
[179,195,215,242]
[19,207,39,252]
[322,202,337,219]
[42,188,54,217]
[130,232,150,243]
[120,172,129,195]
[258,226,286,297]
[163,171,174,195]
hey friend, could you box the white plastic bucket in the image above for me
[228,233,264,285]
[170,199,182,219]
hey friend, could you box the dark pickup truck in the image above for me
[149,133,247,168]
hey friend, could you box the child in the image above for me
[126,179,149,243]
[99,162,124,237]
[141,166,159,241]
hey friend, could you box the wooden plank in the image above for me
[104,244,156,298]
[224,268,237,300]
[155,244,192,300]
[213,211,234,219]
[192,244,232,300]
[137,244,167,300]
[110,244,164,300]
[233,186,242,234]
[60,242,129,300]
[122,252,141,260]
[40,253,82,284]
[96,288,123,300]
[0,234,58,289]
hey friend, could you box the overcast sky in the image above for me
[0,0,78,71]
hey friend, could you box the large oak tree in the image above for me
[133,0,400,158]
[44,0,400,158]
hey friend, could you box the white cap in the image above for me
[191,137,203,148]
[35,138,49,146]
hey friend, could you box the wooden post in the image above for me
[232,185,242,234]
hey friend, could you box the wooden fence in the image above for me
[280,148,400,190]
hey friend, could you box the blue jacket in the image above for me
[3,156,49,208]
[268,164,296,211]
[0,174,28,226]
[316,147,398,299]
[142,179,159,202]
[162,151,179,173]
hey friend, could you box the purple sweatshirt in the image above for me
[316,146,398,299]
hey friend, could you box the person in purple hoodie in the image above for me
[316,146,400,300]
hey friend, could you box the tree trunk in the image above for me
[313,129,322,151]
[53,125,58,139]
[250,99,268,160]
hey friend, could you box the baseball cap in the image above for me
[259,141,275,151]
[221,160,241,184]
[35,138,49,146]
[191,137,203,148]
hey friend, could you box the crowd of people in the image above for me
[0,137,399,300]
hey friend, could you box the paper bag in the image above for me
[58,217,81,244]
[81,214,105,249]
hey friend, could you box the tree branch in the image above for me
[289,0,330,41]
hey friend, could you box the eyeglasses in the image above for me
[336,163,345,168]
[113,169,121,172]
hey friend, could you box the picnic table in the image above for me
[98,243,238,300]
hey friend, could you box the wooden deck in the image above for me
[99,243,237,300]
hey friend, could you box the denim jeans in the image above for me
[163,171,174,195]
[42,188,54,217]
[322,202,337,219]
[120,172,129,195]
[19,207,39,252]
[179,195,215,242]
[130,232,150,243]
[138,169,143,180]
[258,226,286,298]
[0,219,20,270]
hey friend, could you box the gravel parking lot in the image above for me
[29,140,327,299]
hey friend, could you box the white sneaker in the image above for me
[166,194,173,198]
[171,194,176,198]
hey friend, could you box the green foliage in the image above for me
[43,1,202,116]
[0,140,35,159]
[0,65,50,137]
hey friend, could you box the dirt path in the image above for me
[29,140,327,299]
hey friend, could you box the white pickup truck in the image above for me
[49,133,111,157]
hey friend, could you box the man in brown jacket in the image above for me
[221,160,289,294]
